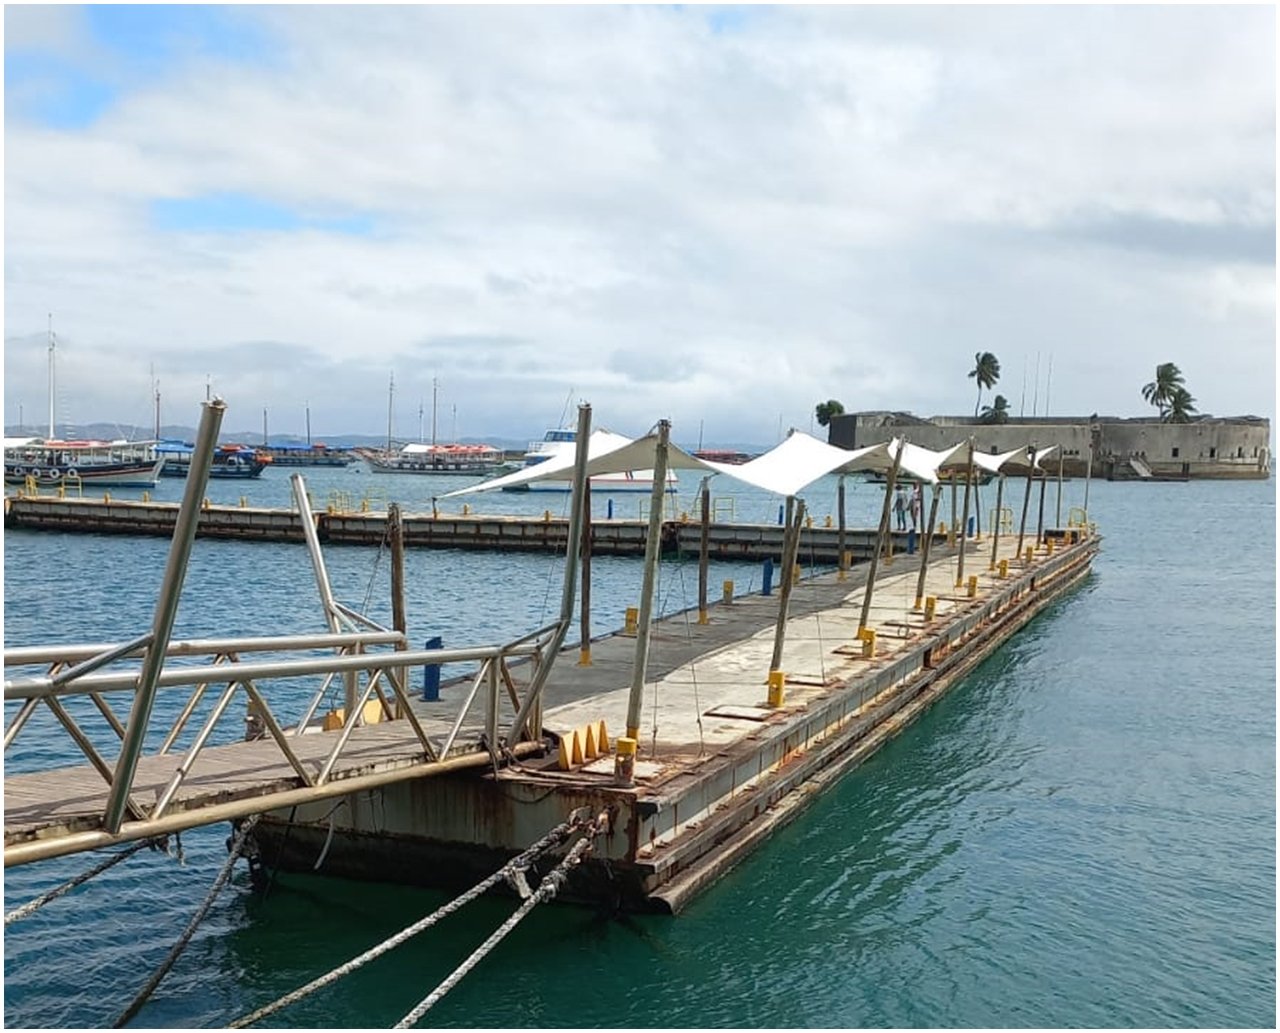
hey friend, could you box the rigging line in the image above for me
[358,522,389,617]
[4,839,156,926]
[672,559,706,757]
[228,810,593,1029]
[393,814,607,1030]
[113,815,261,1029]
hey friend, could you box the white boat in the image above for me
[509,428,678,493]
[4,437,165,487]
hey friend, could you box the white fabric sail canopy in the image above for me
[699,432,891,497]
[440,428,718,497]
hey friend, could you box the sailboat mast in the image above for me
[418,400,424,444]
[306,401,311,446]
[263,408,269,446]
[154,378,161,441]
[431,377,438,447]
[47,314,55,439]
[386,372,395,453]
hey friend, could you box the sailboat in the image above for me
[360,375,504,476]
[3,319,164,487]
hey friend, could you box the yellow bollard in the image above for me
[614,736,638,785]
[1025,546,1034,563]
[623,607,639,635]
[999,558,1009,579]
[578,645,592,666]
[766,670,786,708]
[361,499,370,513]
[698,607,709,625]
[543,509,552,522]
[838,550,851,582]
[924,596,937,621]
[1046,536,1055,555]
[57,483,66,499]
[722,579,734,605]
[106,492,114,503]
[142,491,151,503]
[805,515,813,529]
[860,629,877,658]
[239,496,248,508]
[824,515,833,528]
[462,503,471,516]
[792,563,802,587]
[913,596,924,611]
[967,575,978,598]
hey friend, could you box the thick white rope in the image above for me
[393,813,606,1029]
[230,810,593,1029]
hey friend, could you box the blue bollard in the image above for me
[968,515,975,536]
[607,498,614,519]
[907,529,917,554]
[762,557,774,596]
[777,504,784,525]
[422,636,442,701]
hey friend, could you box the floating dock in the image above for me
[248,526,1097,912]
[2,493,931,562]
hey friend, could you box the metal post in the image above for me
[389,502,407,716]
[769,498,806,673]
[1015,446,1035,561]
[956,442,975,588]
[859,439,905,632]
[1083,433,1094,515]
[1036,467,1048,543]
[507,404,593,743]
[698,479,711,624]
[103,399,226,834]
[624,420,672,743]
[579,479,592,664]
[949,473,958,544]
[837,476,847,579]
[989,474,1005,569]
[1056,451,1064,527]
[913,484,943,610]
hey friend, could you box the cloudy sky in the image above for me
[4,5,1274,447]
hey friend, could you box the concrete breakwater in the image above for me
[3,494,940,563]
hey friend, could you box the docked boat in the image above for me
[362,442,505,475]
[258,443,356,467]
[692,448,755,465]
[513,428,679,492]
[3,438,165,488]
[156,441,271,479]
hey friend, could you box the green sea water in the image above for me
[3,472,1274,1028]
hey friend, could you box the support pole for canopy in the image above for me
[104,399,225,834]
[989,474,1006,570]
[859,439,904,632]
[578,479,592,665]
[768,498,807,675]
[1036,466,1048,544]
[913,484,943,611]
[507,404,593,744]
[837,477,848,581]
[949,474,958,544]
[1056,452,1064,527]
[1015,445,1035,562]
[624,420,672,744]
[698,479,711,624]
[955,441,975,588]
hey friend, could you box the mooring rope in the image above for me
[4,839,156,927]
[229,809,596,1029]
[113,815,261,1029]
[393,812,607,1029]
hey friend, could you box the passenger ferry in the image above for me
[156,441,271,479]
[3,438,165,488]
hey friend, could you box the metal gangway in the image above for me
[4,400,592,870]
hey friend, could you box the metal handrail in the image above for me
[4,631,404,668]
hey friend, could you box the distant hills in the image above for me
[2,422,769,455]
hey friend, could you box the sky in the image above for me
[3,4,1275,448]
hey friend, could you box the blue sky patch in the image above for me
[3,53,115,129]
[150,193,375,236]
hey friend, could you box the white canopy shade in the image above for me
[698,432,891,497]
[441,428,718,497]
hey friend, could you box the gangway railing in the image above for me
[4,625,561,867]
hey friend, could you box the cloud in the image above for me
[4,6,1274,445]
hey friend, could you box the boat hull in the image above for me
[4,458,164,488]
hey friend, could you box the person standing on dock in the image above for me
[909,484,922,531]
[893,485,908,531]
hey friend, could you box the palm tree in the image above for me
[1163,386,1197,424]
[1141,362,1186,418]
[814,399,845,428]
[968,352,1001,417]
[980,394,1010,425]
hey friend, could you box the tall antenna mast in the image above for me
[1044,353,1053,418]
[47,313,56,439]
[1020,358,1027,419]
[1031,351,1041,418]
[153,367,161,441]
